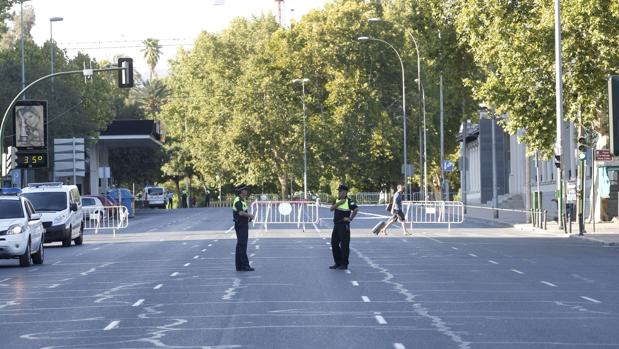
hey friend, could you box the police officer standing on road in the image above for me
[329,184,358,270]
[232,184,255,271]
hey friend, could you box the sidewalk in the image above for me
[465,205,619,245]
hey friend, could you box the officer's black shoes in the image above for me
[237,267,255,272]
[328,264,339,269]
[337,265,348,270]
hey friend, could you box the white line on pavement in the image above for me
[394,344,406,349]
[345,270,351,274]
[201,249,207,252]
[374,315,387,325]
[193,255,199,259]
[170,272,179,277]
[362,296,371,303]
[488,260,499,265]
[208,244,213,247]
[153,284,163,290]
[60,278,72,282]
[0,278,10,283]
[581,296,601,304]
[250,253,255,257]
[255,245,260,250]
[184,263,191,267]
[52,261,61,265]
[468,253,478,257]
[313,223,320,233]
[540,281,557,287]
[48,284,60,289]
[451,247,459,250]
[225,225,235,234]
[325,242,330,245]
[351,281,359,286]
[132,299,144,307]
[511,269,524,275]
[103,321,120,331]
[29,268,39,272]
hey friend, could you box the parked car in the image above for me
[0,188,45,266]
[81,195,116,218]
[144,186,166,209]
[21,182,84,247]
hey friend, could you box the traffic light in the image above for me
[577,136,587,160]
[609,76,619,155]
[553,154,561,168]
[117,58,134,88]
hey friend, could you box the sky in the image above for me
[18,0,330,78]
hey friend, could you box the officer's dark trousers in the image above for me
[235,220,250,269]
[331,222,350,266]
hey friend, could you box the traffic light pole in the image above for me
[0,66,125,162]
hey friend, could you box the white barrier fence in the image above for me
[251,200,320,231]
[83,206,129,236]
[403,201,464,231]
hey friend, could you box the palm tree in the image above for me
[141,38,162,80]
[133,78,169,117]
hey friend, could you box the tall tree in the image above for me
[141,38,162,80]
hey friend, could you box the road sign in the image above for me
[401,163,414,177]
[53,138,85,178]
[442,160,454,172]
[595,149,613,161]
[567,181,577,202]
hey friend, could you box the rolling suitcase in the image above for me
[371,221,386,235]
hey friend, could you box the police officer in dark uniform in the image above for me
[232,184,255,271]
[329,184,358,270]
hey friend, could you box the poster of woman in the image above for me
[13,101,47,149]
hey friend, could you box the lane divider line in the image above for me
[48,284,60,289]
[394,344,406,349]
[374,315,387,325]
[580,296,601,304]
[451,247,459,250]
[184,263,191,267]
[153,284,163,290]
[170,272,179,277]
[511,269,524,275]
[362,296,370,303]
[468,253,478,257]
[345,270,351,274]
[540,281,557,287]
[351,281,359,286]
[488,260,499,265]
[132,299,144,307]
[193,255,199,259]
[103,320,120,331]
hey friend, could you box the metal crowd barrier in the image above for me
[403,201,464,231]
[250,199,320,231]
[83,206,129,237]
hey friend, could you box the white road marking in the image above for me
[52,261,61,265]
[581,296,601,304]
[351,281,359,286]
[60,278,72,282]
[312,223,320,233]
[48,284,60,289]
[451,247,459,250]
[394,344,406,349]
[132,299,144,307]
[184,263,191,267]
[170,272,179,277]
[345,270,351,274]
[208,244,213,247]
[488,260,499,265]
[153,284,163,290]
[255,245,260,250]
[201,249,207,252]
[250,253,255,257]
[375,315,387,324]
[225,225,235,234]
[193,255,199,259]
[511,269,524,275]
[0,278,10,283]
[29,268,39,272]
[103,320,120,331]
[325,242,330,245]
[468,253,478,257]
[362,296,371,302]
[541,281,557,287]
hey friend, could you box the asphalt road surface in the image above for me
[0,206,618,348]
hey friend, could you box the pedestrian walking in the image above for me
[232,184,255,271]
[167,191,174,209]
[379,184,411,236]
[329,184,358,270]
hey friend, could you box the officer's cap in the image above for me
[235,183,249,192]
[337,184,349,192]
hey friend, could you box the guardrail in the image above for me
[403,201,464,231]
[250,199,320,231]
[83,206,129,236]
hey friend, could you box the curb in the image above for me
[569,234,617,246]
[464,216,514,228]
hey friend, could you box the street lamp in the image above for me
[292,78,310,200]
[368,18,426,200]
[358,36,409,199]
[50,16,63,92]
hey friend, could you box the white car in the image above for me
[0,190,45,267]
[144,186,166,209]
[81,196,105,220]
[22,182,84,247]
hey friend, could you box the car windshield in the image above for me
[22,192,67,212]
[81,198,96,206]
[0,201,24,219]
[148,188,164,195]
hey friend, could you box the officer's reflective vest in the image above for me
[335,198,351,211]
[232,196,248,222]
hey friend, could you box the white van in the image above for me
[22,182,84,247]
[144,186,166,209]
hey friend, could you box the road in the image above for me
[0,206,618,348]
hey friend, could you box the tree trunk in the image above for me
[174,177,181,208]
[278,174,288,199]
